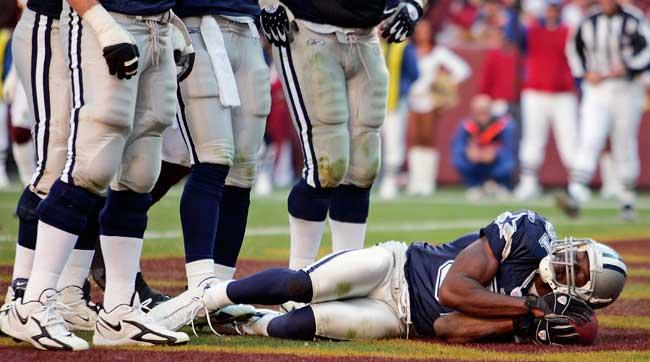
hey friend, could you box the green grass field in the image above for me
[1,185,649,361]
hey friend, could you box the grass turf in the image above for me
[1,185,649,361]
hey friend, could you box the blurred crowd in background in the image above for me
[1,0,648,202]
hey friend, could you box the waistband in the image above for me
[112,9,173,24]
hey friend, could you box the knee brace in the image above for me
[329,184,371,223]
[16,187,42,249]
[267,306,316,340]
[38,180,103,235]
[288,179,332,222]
[99,189,152,238]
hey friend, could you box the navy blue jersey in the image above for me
[100,0,174,16]
[281,0,400,29]
[404,210,555,337]
[174,0,259,18]
[27,0,62,19]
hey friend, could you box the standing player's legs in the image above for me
[213,20,270,280]
[330,33,387,251]
[273,27,350,269]
[8,83,36,186]
[610,82,643,217]
[6,9,99,332]
[379,99,408,199]
[515,90,550,200]
[174,16,233,288]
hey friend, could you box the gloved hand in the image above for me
[170,15,195,82]
[260,4,293,47]
[381,0,423,43]
[84,4,139,79]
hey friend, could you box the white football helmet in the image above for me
[539,237,627,308]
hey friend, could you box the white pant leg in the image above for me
[571,85,611,184]
[610,82,643,189]
[161,121,190,167]
[304,246,393,303]
[519,90,551,176]
[550,92,579,171]
[311,298,403,340]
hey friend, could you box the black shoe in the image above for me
[620,204,636,221]
[135,272,170,310]
[90,238,106,290]
[555,190,580,219]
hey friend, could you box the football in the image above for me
[571,313,599,346]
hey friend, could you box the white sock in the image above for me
[12,140,35,186]
[203,280,233,310]
[57,249,94,290]
[101,235,143,311]
[329,219,366,252]
[430,149,439,194]
[12,244,35,281]
[289,215,324,270]
[23,222,78,302]
[186,259,216,288]
[214,263,236,281]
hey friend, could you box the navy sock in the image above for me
[213,185,251,268]
[181,163,229,263]
[99,190,152,238]
[268,306,316,340]
[75,196,104,250]
[288,179,331,222]
[226,268,312,305]
[38,179,102,235]
[329,184,371,223]
[16,187,41,250]
[151,161,190,205]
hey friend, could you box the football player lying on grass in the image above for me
[149,210,627,345]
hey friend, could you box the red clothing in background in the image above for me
[523,22,575,92]
[477,48,518,102]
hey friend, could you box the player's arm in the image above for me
[66,0,139,79]
[433,312,513,343]
[438,237,539,318]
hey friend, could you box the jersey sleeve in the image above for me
[480,210,552,262]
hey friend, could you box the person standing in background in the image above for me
[560,0,650,220]
[378,38,419,199]
[514,0,578,200]
[407,20,470,197]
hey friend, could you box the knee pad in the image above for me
[76,196,105,250]
[99,189,152,238]
[329,184,371,223]
[10,126,33,144]
[288,179,332,222]
[16,187,42,249]
[267,306,316,340]
[37,179,103,235]
[316,156,349,188]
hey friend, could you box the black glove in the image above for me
[174,49,195,82]
[514,314,580,345]
[102,43,140,80]
[381,0,423,43]
[260,5,294,47]
[525,292,594,324]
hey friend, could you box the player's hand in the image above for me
[170,18,195,82]
[260,5,293,47]
[83,4,140,79]
[380,0,423,43]
[515,314,580,345]
[584,72,604,85]
[525,292,594,324]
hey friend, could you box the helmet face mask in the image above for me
[539,237,627,308]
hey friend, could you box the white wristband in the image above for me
[83,4,132,48]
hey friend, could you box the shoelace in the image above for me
[41,300,72,331]
[188,300,220,337]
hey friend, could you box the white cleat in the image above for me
[212,308,278,336]
[93,294,189,347]
[58,285,100,331]
[147,282,214,332]
[514,179,541,201]
[0,289,89,351]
